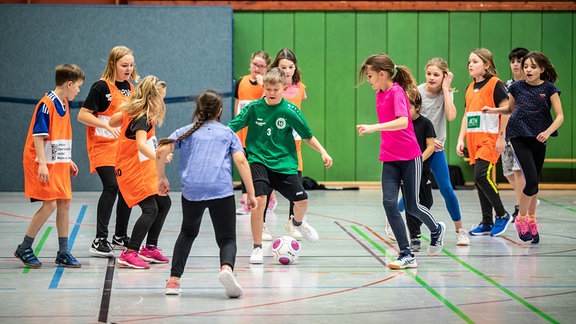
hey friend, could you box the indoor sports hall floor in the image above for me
[1,188,575,323]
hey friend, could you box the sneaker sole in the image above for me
[249,258,263,264]
[112,245,128,251]
[388,263,418,270]
[14,251,42,268]
[55,261,82,268]
[117,259,150,269]
[89,248,115,258]
[138,255,169,264]
[165,288,181,296]
[219,271,243,298]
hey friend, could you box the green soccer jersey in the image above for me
[228,97,313,174]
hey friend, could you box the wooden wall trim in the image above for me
[127,1,576,11]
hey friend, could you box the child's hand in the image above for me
[165,153,173,163]
[255,74,264,86]
[158,177,170,196]
[481,106,496,114]
[442,71,454,90]
[536,131,550,143]
[106,125,121,138]
[322,152,333,168]
[456,141,465,156]
[434,139,444,152]
[246,195,258,211]
[38,163,49,183]
[356,124,373,136]
[70,161,79,177]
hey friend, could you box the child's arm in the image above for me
[78,108,121,138]
[136,129,156,160]
[232,150,258,210]
[456,114,467,157]
[356,116,409,135]
[156,142,174,196]
[108,112,123,128]
[538,92,564,143]
[303,136,333,168]
[33,136,49,183]
[442,72,457,121]
[422,137,435,162]
[70,161,79,177]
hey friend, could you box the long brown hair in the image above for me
[358,53,417,92]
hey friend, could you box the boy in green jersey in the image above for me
[228,67,332,264]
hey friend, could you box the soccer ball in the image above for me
[272,236,300,265]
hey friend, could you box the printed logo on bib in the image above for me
[42,139,72,164]
[467,115,480,129]
[95,115,116,138]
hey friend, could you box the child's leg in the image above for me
[55,199,71,252]
[429,151,462,225]
[171,196,206,278]
[19,200,57,248]
[127,196,159,251]
[473,159,506,216]
[401,158,439,233]
[250,164,271,246]
[208,196,237,269]
[381,162,410,251]
[114,190,132,238]
[95,166,118,239]
[144,195,172,246]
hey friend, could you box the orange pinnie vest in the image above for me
[235,76,264,147]
[23,93,73,200]
[85,79,133,173]
[464,77,502,164]
[115,113,158,208]
[284,82,307,171]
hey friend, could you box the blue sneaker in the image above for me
[14,246,42,268]
[491,212,512,237]
[469,223,492,236]
[55,251,81,268]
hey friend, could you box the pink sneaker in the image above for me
[267,195,277,211]
[118,250,150,269]
[529,221,540,244]
[236,200,250,215]
[514,220,532,242]
[139,245,169,264]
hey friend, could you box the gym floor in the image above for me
[1,188,575,323]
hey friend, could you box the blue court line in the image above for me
[49,205,87,289]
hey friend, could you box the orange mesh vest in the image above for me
[115,113,158,208]
[235,76,264,147]
[284,82,307,171]
[464,77,502,164]
[85,79,134,173]
[23,94,73,200]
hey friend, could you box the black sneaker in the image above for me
[427,222,445,256]
[14,245,42,268]
[409,238,421,252]
[89,238,114,257]
[512,205,519,223]
[112,235,130,250]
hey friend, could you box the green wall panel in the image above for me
[356,12,388,181]
[233,11,576,183]
[325,13,357,181]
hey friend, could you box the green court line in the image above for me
[22,226,52,274]
[351,225,474,323]
[539,197,576,213]
[354,225,559,324]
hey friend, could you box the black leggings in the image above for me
[404,168,433,239]
[510,137,546,196]
[127,194,171,251]
[95,166,132,238]
[473,159,506,225]
[170,195,237,278]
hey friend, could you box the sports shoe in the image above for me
[409,238,421,252]
[295,219,319,242]
[165,278,181,295]
[14,245,42,268]
[55,251,81,268]
[514,219,532,242]
[491,212,512,237]
[385,220,396,241]
[112,235,130,250]
[427,222,445,256]
[388,249,417,269]
[267,195,277,211]
[512,205,519,223]
[262,223,273,241]
[219,269,243,298]
[469,223,492,236]
[456,228,471,246]
[236,200,250,215]
[529,221,540,244]
[284,216,303,240]
[139,245,169,264]
[250,247,263,264]
[89,237,115,257]
[118,250,150,269]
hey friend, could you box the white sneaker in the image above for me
[249,247,263,264]
[427,222,445,256]
[218,269,243,298]
[296,220,319,242]
[385,220,396,241]
[456,228,471,246]
[262,223,273,241]
[284,217,303,240]
[388,250,417,269]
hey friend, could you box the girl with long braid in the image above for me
[157,90,256,298]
